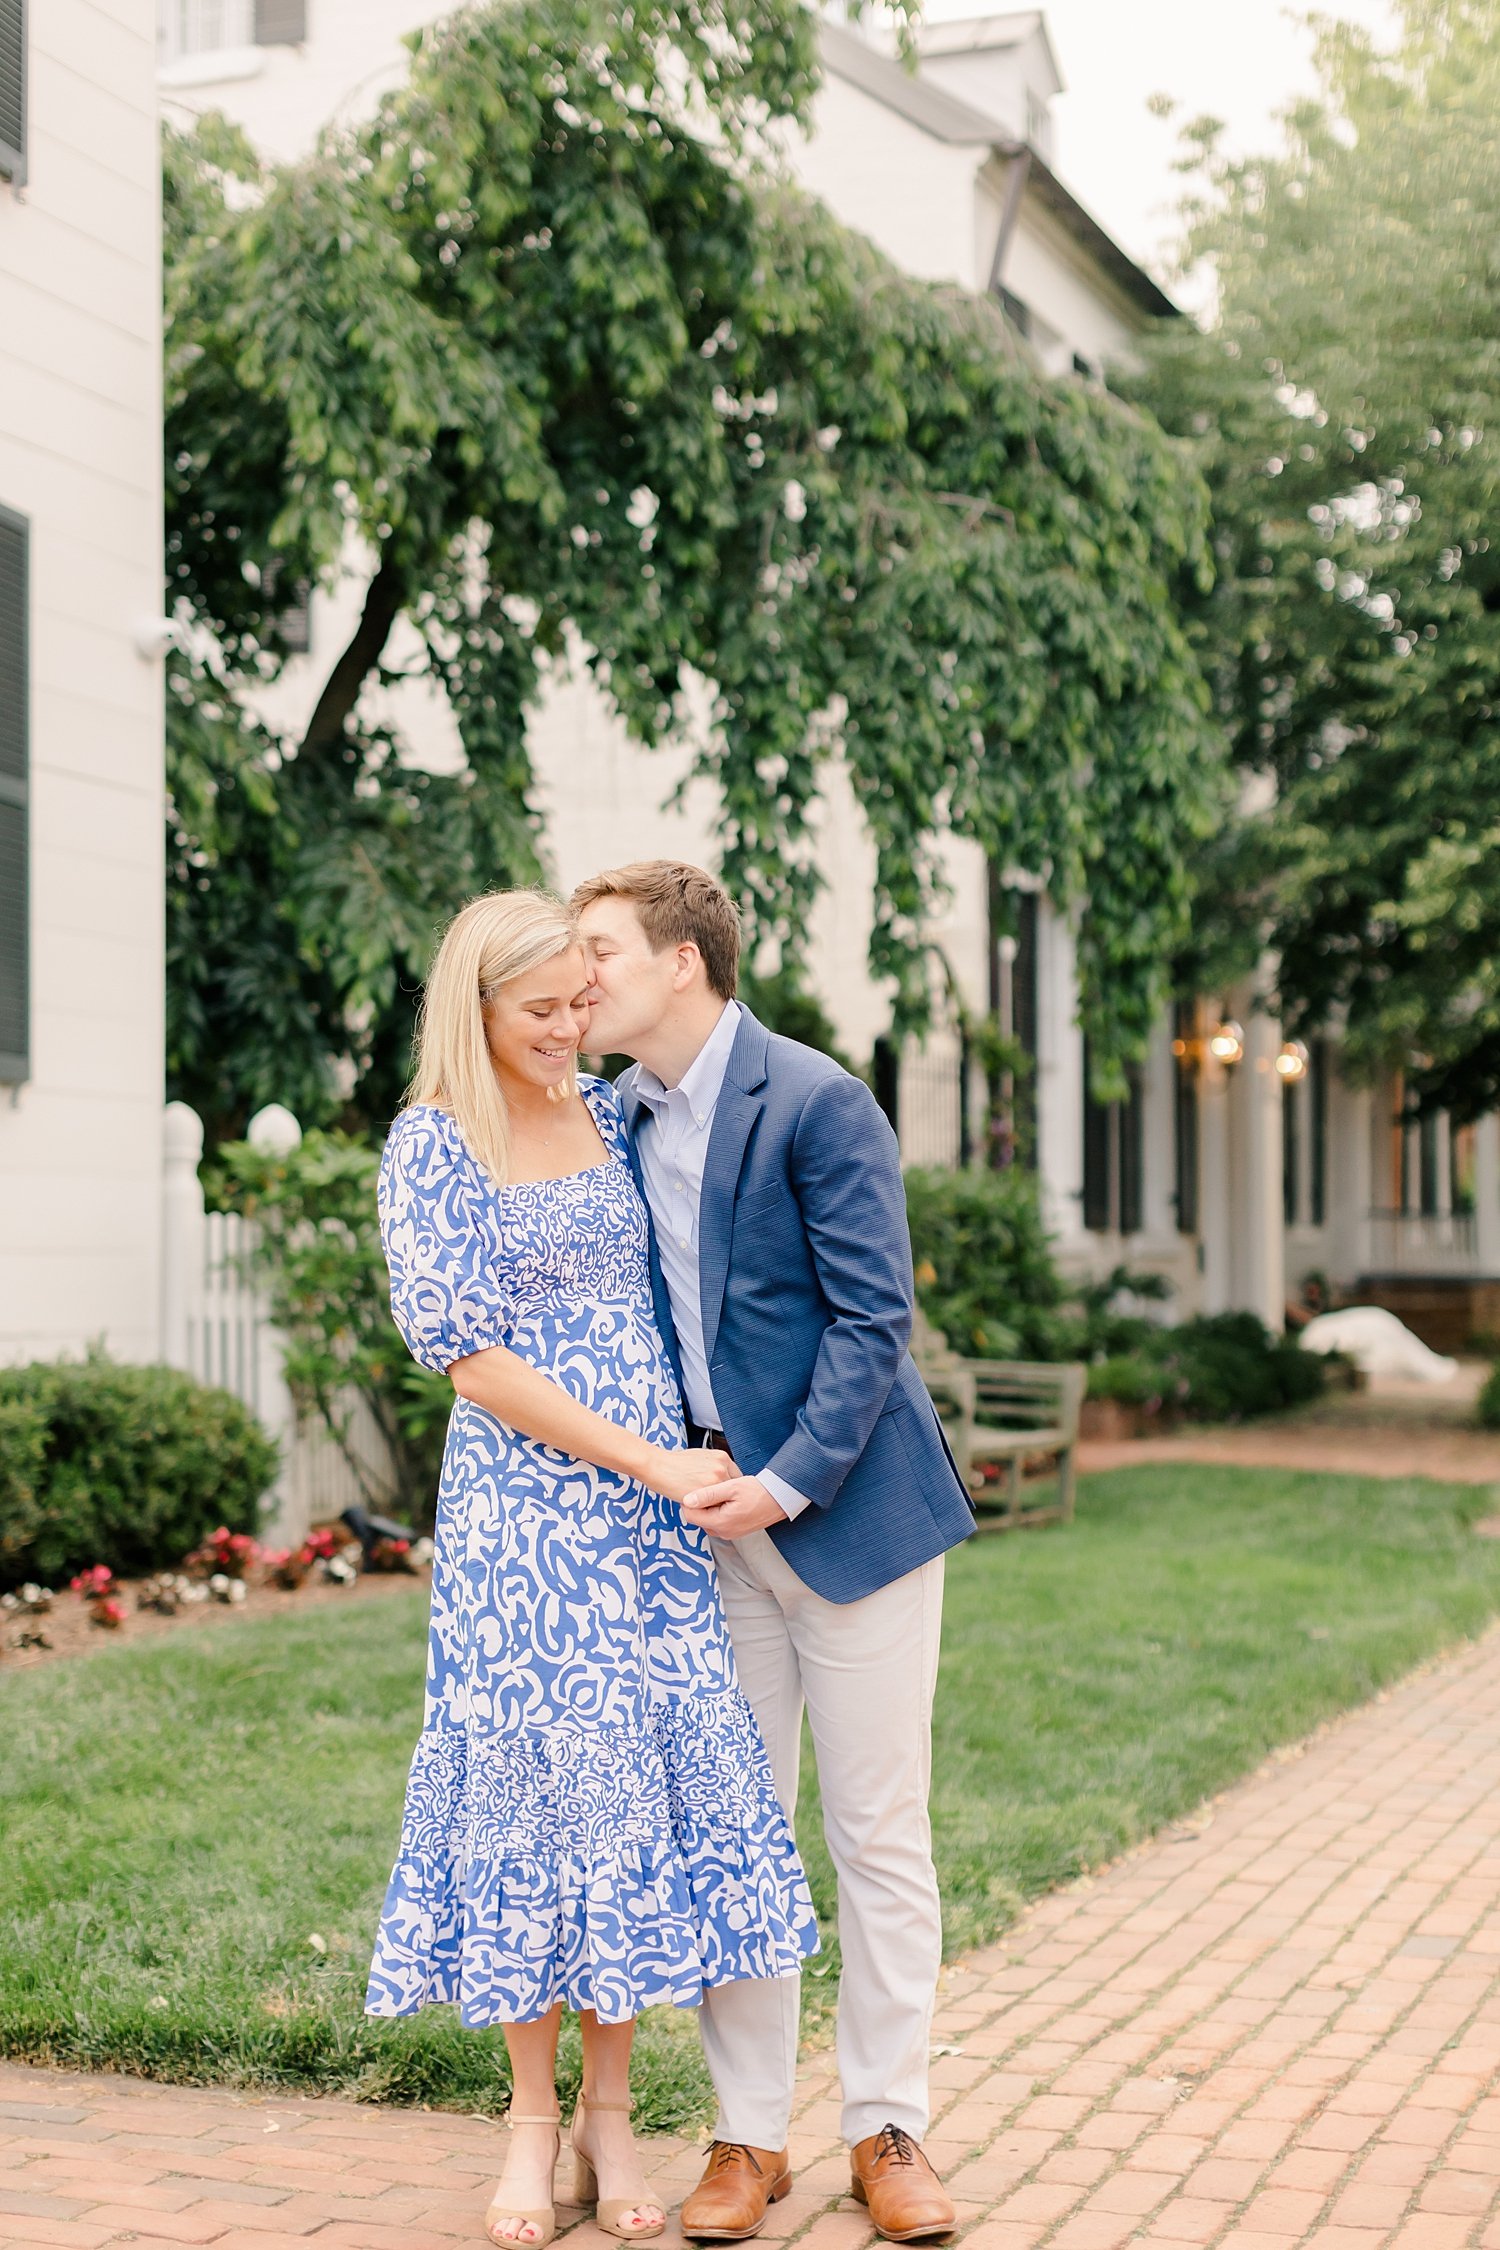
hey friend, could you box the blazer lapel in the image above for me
[697,1010,771,1368]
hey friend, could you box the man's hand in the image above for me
[681,1475,789,1541]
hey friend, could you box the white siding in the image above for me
[0,0,165,1363]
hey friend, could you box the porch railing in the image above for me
[1365,1208,1479,1275]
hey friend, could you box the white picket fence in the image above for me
[161,1101,399,1545]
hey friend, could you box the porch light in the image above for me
[1208,1019,1245,1066]
[1275,1039,1310,1083]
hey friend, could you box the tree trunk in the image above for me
[297,553,405,762]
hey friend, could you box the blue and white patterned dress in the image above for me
[365,1076,818,2027]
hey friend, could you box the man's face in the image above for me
[579,897,680,1054]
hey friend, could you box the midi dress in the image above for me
[364,1075,819,2027]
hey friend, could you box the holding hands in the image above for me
[680,1474,789,1540]
[640,1447,790,1538]
[643,1446,738,1506]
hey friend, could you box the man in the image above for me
[575,861,974,2246]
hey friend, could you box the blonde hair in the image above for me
[408,889,582,1184]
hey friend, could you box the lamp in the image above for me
[1208,1019,1245,1067]
[1275,1039,1310,1084]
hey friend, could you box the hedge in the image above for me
[0,1357,277,1589]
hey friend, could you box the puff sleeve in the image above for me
[377,1108,513,1374]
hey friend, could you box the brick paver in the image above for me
[4,1629,1500,2249]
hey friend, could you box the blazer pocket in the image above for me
[734,1182,792,1220]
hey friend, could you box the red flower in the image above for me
[70,1565,116,1599]
[93,1597,127,1629]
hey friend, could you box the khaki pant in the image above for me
[701,1531,946,2149]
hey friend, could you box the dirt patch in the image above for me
[0,1564,428,1676]
[1078,1362,1500,1487]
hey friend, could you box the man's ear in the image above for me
[672,942,703,991]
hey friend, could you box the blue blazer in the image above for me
[618,1009,974,1604]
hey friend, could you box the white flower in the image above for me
[782,481,807,524]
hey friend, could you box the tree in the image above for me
[166,0,1223,1140]
[1129,0,1500,1117]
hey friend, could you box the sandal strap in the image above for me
[508,2111,562,2125]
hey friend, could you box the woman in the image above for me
[365,890,818,2249]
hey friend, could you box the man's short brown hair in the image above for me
[572,860,741,1000]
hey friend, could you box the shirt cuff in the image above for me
[758,1467,814,1522]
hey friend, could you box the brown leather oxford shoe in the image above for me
[680,2141,792,2241]
[850,2125,956,2244]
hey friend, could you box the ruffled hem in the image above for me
[364,1690,819,2026]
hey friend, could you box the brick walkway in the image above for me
[4,1629,1500,2250]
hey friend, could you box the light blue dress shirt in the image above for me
[632,1002,811,1522]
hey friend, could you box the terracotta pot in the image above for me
[1080,1396,1146,1442]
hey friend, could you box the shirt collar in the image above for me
[635,1000,742,1126]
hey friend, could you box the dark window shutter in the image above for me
[871,1035,900,1135]
[1118,1069,1144,1235]
[0,505,29,1084]
[1309,1040,1328,1226]
[1283,1079,1301,1226]
[1081,1040,1112,1232]
[1419,1111,1440,1216]
[0,0,25,189]
[1172,998,1199,1234]
[255,0,307,44]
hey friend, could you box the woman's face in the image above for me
[483,944,592,1097]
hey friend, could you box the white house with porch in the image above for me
[154,0,1500,1352]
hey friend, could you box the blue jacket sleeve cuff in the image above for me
[758,1467,815,1522]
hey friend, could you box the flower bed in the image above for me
[1,1522,432,1674]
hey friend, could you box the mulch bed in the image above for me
[0,1565,430,1677]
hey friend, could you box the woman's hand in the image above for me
[642,1446,738,1504]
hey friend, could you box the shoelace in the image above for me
[873,2125,919,2169]
[709,2143,764,2177]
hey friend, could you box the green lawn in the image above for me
[4,1464,1499,2130]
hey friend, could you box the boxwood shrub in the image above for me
[0,1356,277,1589]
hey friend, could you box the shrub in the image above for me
[905,1165,1070,1360]
[208,1130,450,1515]
[1087,1315,1326,1426]
[1476,1363,1500,1429]
[1165,1312,1324,1422]
[0,1356,277,1589]
[1086,1355,1179,1410]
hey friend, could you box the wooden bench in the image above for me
[912,1307,1086,1531]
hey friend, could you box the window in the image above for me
[0,505,29,1085]
[1283,1076,1301,1225]
[0,0,25,189]
[254,0,307,41]
[998,287,1031,340]
[261,558,313,654]
[159,0,304,64]
[1082,1039,1144,1234]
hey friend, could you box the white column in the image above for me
[245,1105,305,1544]
[160,1102,206,1374]
[1036,907,1085,1246]
[1228,994,1286,1330]
[1475,1113,1500,1274]
[1198,1038,1231,1315]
